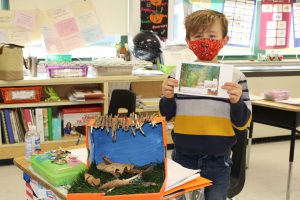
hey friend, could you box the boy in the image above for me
[160,10,252,200]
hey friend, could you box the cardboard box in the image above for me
[61,106,102,136]
[68,117,167,200]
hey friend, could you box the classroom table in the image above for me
[249,100,300,200]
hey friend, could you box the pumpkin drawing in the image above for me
[150,0,162,6]
[150,12,164,24]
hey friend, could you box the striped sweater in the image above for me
[160,68,252,156]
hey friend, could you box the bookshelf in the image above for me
[0,74,167,159]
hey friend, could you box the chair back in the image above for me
[227,128,248,198]
[108,89,136,117]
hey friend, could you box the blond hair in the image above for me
[185,10,228,39]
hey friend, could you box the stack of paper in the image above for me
[139,98,160,110]
[165,158,200,191]
[132,68,165,76]
[68,89,104,102]
[164,158,212,199]
[277,98,300,105]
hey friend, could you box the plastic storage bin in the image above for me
[0,86,42,104]
[46,62,88,78]
[30,151,86,186]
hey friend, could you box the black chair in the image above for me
[108,89,136,117]
[227,128,248,199]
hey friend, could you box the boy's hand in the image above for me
[221,82,242,104]
[162,78,178,98]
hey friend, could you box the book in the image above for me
[47,107,53,141]
[52,117,62,140]
[35,108,45,143]
[24,108,33,127]
[175,61,233,98]
[14,108,27,142]
[3,109,15,144]
[42,108,49,141]
[0,110,9,144]
[9,110,19,143]
[61,106,102,136]
[0,112,2,145]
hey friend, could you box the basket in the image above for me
[93,65,133,76]
[46,62,88,78]
[0,86,42,104]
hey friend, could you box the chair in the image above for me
[108,89,136,117]
[76,89,136,145]
[227,128,248,199]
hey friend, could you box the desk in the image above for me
[249,100,300,200]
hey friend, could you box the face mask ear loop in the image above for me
[221,55,225,62]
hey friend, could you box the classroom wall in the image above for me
[9,0,128,35]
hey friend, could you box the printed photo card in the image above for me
[174,61,233,98]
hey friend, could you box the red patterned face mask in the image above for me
[188,38,224,61]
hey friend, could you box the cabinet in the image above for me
[0,74,166,159]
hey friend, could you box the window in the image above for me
[171,0,258,56]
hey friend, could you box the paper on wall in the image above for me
[12,10,36,31]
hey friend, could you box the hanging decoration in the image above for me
[259,0,292,49]
[140,0,169,40]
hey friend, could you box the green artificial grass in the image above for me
[68,162,165,195]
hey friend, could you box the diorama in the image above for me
[67,113,167,200]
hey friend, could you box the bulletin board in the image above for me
[259,0,292,50]
[293,0,300,47]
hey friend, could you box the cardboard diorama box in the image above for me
[68,116,167,200]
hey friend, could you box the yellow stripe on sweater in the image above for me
[174,115,235,136]
[232,114,252,131]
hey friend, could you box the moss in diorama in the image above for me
[68,161,165,195]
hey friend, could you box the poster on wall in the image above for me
[184,0,224,14]
[0,10,37,45]
[140,0,168,40]
[41,0,103,53]
[223,0,256,47]
[293,0,300,47]
[259,0,292,50]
